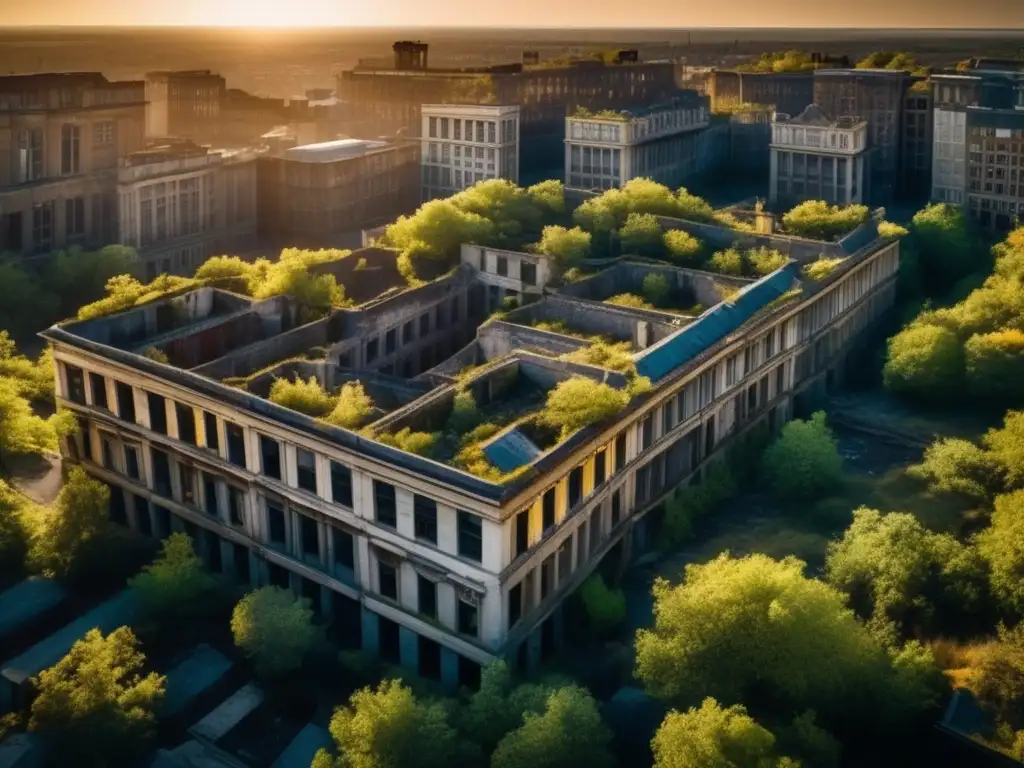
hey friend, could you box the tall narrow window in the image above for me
[226,422,246,468]
[266,501,287,546]
[116,382,135,422]
[89,373,108,410]
[331,461,353,507]
[542,488,556,531]
[259,435,281,480]
[374,480,396,528]
[175,403,196,444]
[147,393,167,434]
[457,511,482,563]
[418,575,437,618]
[414,495,438,544]
[297,448,317,493]
[61,124,80,175]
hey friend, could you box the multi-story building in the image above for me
[117,140,258,278]
[769,105,868,208]
[965,108,1024,232]
[706,70,815,117]
[256,138,419,249]
[813,69,909,206]
[930,73,981,205]
[420,104,520,200]
[0,72,146,257]
[900,81,934,200]
[42,205,898,690]
[564,94,709,191]
[336,42,681,184]
[145,71,226,142]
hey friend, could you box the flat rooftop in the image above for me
[42,205,890,501]
[283,139,390,163]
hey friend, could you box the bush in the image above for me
[447,389,481,434]
[231,587,319,678]
[542,378,629,439]
[29,627,164,768]
[605,293,654,310]
[641,273,671,307]
[707,248,744,276]
[663,229,702,265]
[782,201,870,240]
[746,246,788,276]
[802,257,846,281]
[965,329,1024,400]
[978,491,1024,615]
[324,382,375,429]
[974,623,1024,731]
[653,698,786,768]
[268,376,335,417]
[536,225,591,271]
[559,341,635,373]
[374,427,440,457]
[760,411,842,501]
[883,323,964,400]
[619,213,664,257]
[579,574,626,633]
[0,479,30,576]
[878,221,910,238]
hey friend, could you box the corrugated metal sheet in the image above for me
[635,265,797,382]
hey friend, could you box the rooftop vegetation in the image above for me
[570,106,631,121]
[558,341,635,373]
[267,376,377,430]
[707,246,789,278]
[855,51,929,76]
[802,257,847,282]
[734,50,819,73]
[781,201,870,241]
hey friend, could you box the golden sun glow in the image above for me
[200,0,359,27]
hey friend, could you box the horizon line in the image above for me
[3,23,1024,32]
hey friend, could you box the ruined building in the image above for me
[335,42,680,184]
[0,72,146,257]
[43,210,898,690]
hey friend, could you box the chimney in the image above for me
[393,41,429,71]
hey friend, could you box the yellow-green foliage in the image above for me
[559,341,635,373]
[572,179,715,235]
[0,333,54,403]
[268,376,336,417]
[782,201,870,241]
[76,274,199,320]
[374,428,440,457]
[605,294,654,310]
[142,347,169,364]
[965,329,1024,400]
[878,221,910,238]
[193,255,253,282]
[642,273,671,306]
[579,574,627,633]
[802,257,847,282]
[707,248,744,276]
[535,225,591,269]
[249,249,347,316]
[746,247,788,276]
[542,377,629,438]
[447,389,481,434]
[663,229,702,264]
[324,382,375,429]
[736,50,818,73]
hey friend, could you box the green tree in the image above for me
[663,230,702,265]
[978,491,1024,615]
[42,245,139,320]
[635,554,928,723]
[675,188,715,222]
[24,467,115,582]
[130,533,218,623]
[746,247,788,276]
[760,411,842,501]
[652,698,786,768]
[315,679,468,768]
[974,622,1024,730]
[542,378,628,439]
[29,627,164,768]
[526,180,566,219]
[983,411,1024,488]
[535,225,591,272]
[578,573,626,634]
[910,203,976,296]
[0,479,30,575]
[459,661,556,755]
[491,686,614,768]
[642,273,671,308]
[0,378,63,467]
[268,376,335,417]
[825,508,987,635]
[707,248,744,276]
[231,586,318,678]
[0,260,59,339]
[384,199,495,263]
[908,437,1003,501]
[883,323,964,399]
[619,213,664,257]
[447,389,481,435]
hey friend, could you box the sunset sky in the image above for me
[1,0,1020,28]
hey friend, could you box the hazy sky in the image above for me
[1,0,1021,29]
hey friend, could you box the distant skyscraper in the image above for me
[420,105,520,201]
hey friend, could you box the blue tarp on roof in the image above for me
[0,577,68,641]
[163,643,234,717]
[484,427,543,473]
[635,266,796,382]
[272,723,333,768]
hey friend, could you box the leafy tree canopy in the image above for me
[231,586,319,678]
[883,323,964,400]
[535,225,592,271]
[760,411,842,501]
[619,213,665,258]
[652,698,790,768]
[781,201,870,241]
[29,627,164,768]
[978,491,1024,615]
[130,532,218,623]
[542,377,629,439]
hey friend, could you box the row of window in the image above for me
[64,364,488,566]
[427,116,516,144]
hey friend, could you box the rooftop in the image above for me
[42,197,889,504]
[283,139,391,163]
[774,104,866,129]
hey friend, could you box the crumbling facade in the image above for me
[0,73,146,257]
[43,212,899,690]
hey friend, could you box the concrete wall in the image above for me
[556,260,746,310]
[191,316,332,381]
[478,321,589,360]
[502,295,677,349]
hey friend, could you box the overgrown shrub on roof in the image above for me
[535,225,591,271]
[663,229,703,265]
[745,246,788,276]
[559,341,635,373]
[802,257,847,282]
[781,201,870,241]
[373,428,440,457]
[268,376,336,417]
[705,246,788,278]
[707,248,744,276]
[324,383,376,429]
[76,274,199,320]
[619,213,664,257]
[542,377,629,439]
[642,273,671,307]
[572,180,715,240]
[606,294,654,310]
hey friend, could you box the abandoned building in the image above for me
[564,94,710,192]
[335,41,681,184]
[43,208,900,691]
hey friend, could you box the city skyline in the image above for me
[2,0,1022,30]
